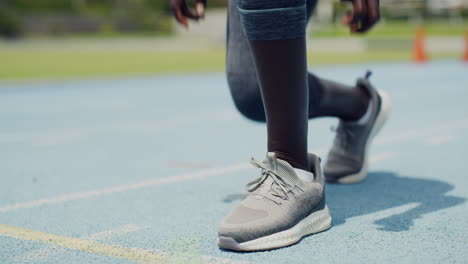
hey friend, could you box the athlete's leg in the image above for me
[226,0,370,122]
[308,74,370,120]
[234,0,310,170]
[218,0,331,251]
[226,0,264,122]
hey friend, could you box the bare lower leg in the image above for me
[248,38,309,170]
[308,74,370,121]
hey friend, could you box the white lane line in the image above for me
[165,161,212,169]
[425,134,455,145]
[86,224,146,241]
[369,152,395,163]
[330,203,422,233]
[0,149,397,214]
[314,118,468,160]
[0,162,251,213]
[202,256,255,264]
[347,203,421,224]
[0,109,241,147]
[374,117,468,146]
[15,224,147,263]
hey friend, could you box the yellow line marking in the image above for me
[0,224,165,264]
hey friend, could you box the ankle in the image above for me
[274,151,309,171]
[345,85,371,122]
[354,99,373,125]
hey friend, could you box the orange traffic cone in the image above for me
[463,32,468,62]
[413,27,428,63]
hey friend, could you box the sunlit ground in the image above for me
[0,61,467,264]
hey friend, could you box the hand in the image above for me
[342,0,380,33]
[170,0,206,28]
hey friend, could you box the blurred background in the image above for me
[0,0,467,80]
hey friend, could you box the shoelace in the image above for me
[245,158,296,201]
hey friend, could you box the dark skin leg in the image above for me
[249,38,309,170]
[225,0,370,124]
[170,0,380,170]
[308,74,370,120]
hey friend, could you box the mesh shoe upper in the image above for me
[218,152,325,243]
[324,77,382,181]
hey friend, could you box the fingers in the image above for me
[355,16,378,33]
[180,3,200,20]
[361,0,380,31]
[170,0,202,28]
[343,0,365,33]
[342,11,359,32]
[356,0,380,33]
[344,0,380,33]
[173,8,188,28]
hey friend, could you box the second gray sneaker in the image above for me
[218,152,331,251]
[324,73,391,184]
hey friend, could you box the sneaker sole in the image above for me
[218,206,332,252]
[334,89,392,184]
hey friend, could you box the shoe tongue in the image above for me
[265,152,278,171]
[262,152,300,184]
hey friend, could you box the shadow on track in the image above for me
[222,171,465,232]
[326,171,466,232]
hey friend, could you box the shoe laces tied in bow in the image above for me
[245,158,299,201]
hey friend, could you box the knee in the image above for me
[237,0,307,40]
[238,0,305,11]
[226,72,266,122]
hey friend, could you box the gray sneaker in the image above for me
[218,152,331,251]
[324,73,391,184]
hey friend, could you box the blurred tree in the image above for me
[0,6,21,37]
[8,0,78,13]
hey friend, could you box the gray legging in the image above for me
[225,0,369,122]
[236,0,312,40]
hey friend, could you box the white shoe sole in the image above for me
[218,206,332,252]
[336,89,392,184]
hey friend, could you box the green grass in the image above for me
[0,49,461,80]
[1,19,464,81]
[312,20,468,38]
[0,50,225,80]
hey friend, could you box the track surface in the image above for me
[1,61,467,263]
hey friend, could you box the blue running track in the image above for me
[0,61,467,263]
